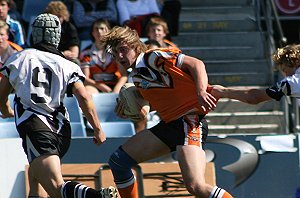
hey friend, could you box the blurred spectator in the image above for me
[70,0,117,40]
[0,19,22,79]
[144,39,161,49]
[157,0,181,38]
[7,0,21,21]
[116,0,160,37]
[0,0,25,47]
[146,16,179,50]
[44,1,80,64]
[79,19,127,94]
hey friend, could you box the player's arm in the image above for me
[0,76,14,118]
[72,81,106,145]
[211,85,272,104]
[181,55,217,110]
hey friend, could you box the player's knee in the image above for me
[185,180,207,196]
[108,147,138,181]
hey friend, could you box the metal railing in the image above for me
[286,97,300,134]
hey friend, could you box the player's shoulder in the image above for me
[145,47,181,57]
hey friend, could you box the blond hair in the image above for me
[272,44,300,68]
[146,16,169,34]
[0,20,8,32]
[101,26,147,55]
[44,1,70,22]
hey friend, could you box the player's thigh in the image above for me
[177,145,207,184]
[30,154,64,197]
[122,129,170,163]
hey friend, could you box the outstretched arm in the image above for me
[211,85,272,104]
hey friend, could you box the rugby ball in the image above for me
[119,83,150,121]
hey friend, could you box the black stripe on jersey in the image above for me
[0,65,10,75]
[266,80,290,101]
[142,52,164,82]
[66,72,85,97]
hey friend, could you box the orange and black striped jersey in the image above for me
[163,39,180,51]
[80,44,122,86]
[130,48,215,123]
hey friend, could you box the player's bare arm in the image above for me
[72,81,106,145]
[212,85,272,104]
[0,76,14,118]
[181,55,217,111]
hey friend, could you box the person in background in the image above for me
[0,19,22,79]
[0,0,24,47]
[101,26,233,198]
[7,0,21,21]
[70,0,117,40]
[44,1,80,65]
[116,0,160,37]
[80,18,128,94]
[146,16,179,50]
[156,0,181,38]
[0,13,117,198]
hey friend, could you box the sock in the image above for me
[209,186,233,198]
[60,181,99,198]
[117,181,138,198]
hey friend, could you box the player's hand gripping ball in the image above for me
[118,83,150,122]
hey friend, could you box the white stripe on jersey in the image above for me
[26,135,41,162]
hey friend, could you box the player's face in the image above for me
[0,27,8,47]
[0,1,8,20]
[92,23,109,42]
[147,25,166,43]
[279,64,298,77]
[112,43,137,69]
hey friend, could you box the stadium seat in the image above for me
[0,122,19,138]
[63,97,85,124]
[70,122,87,138]
[80,40,93,51]
[25,16,36,47]
[22,0,52,23]
[100,122,135,137]
[92,93,128,122]
[63,97,87,137]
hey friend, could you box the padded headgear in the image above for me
[32,13,61,47]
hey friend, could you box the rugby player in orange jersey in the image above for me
[101,26,233,198]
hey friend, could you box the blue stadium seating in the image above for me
[63,96,87,137]
[63,96,85,124]
[70,122,87,138]
[100,122,135,137]
[22,0,52,23]
[0,122,19,138]
[92,93,128,122]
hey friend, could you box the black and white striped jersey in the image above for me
[1,48,85,133]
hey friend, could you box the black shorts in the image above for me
[17,115,71,163]
[149,114,208,152]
